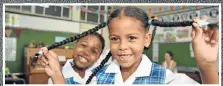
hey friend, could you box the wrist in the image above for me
[51,70,63,79]
[51,71,65,84]
[197,61,217,72]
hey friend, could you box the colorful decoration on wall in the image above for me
[176,29,189,38]
[76,5,203,15]
[154,34,164,42]
[164,31,176,42]
[14,28,22,38]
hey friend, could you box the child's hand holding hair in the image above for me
[191,16,219,84]
[39,47,66,84]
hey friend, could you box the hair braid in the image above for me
[85,51,112,84]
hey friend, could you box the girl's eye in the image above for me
[129,36,137,41]
[80,43,86,48]
[92,50,97,55]
[110,37,119,41]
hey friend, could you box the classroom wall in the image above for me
[6,13,80,33]
[142,43,197,67]
[6,29,76,73]
[157,43,197,67]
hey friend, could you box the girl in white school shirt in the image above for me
[41,6,219,84]
[39,32,111,84]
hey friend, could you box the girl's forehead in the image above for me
[83,35,102,42]
[79,35,99,42]
[109,17,146,34]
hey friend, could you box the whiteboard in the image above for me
[5,37,17,61]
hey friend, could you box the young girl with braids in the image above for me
[92,6,218,84]
[39,6,219,84]
[38,32,111,84]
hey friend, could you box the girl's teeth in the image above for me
[79,56,87,63]
[120,55,132,60]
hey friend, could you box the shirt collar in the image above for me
[105,54,153,77]
[133,54,152,77]
[105,59,120,73]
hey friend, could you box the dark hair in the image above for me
[107,6,149,30]
[166,51,174,60]
[31,6,214,84]
[77,32,105,54]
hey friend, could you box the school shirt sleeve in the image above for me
[165,69,199,84]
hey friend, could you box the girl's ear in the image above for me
[144,32,152,47]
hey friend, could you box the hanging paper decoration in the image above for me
[163,6,169,12]
[14,28,22,38]
[181,6,187,10]
[188,6,194,9]
[5,29,12,37]
[175,6,181,11]
[159,7,163,12]
[195,5,199,9]
[170,6,175,11]
[153,8,158,13]
[148,8,152,13]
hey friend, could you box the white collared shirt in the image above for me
[48,49,112,84]
[105,54,199,84]
[48,59,97,84]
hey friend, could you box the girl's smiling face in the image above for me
[109,16,151,69]
[73,35,103,69]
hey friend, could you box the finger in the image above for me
[47,51,60,68]
[48,51,58,59]
[201,15,208,22]
[192,29,195,39]
[210,29,219,44]
[40,60,46,67]
[41,56,49,65]
[37,47,48,60]
[204,29,214,42]
[192,23,203,38]
[193,17,199,23]
[42,47,49,55]
[42,47,53,61]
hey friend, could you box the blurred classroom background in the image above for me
[4,4,219,84]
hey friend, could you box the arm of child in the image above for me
[191,16,219,84]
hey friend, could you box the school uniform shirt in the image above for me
[48,49,112,84]
[95,54,199,84]
[48,59,97,84]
